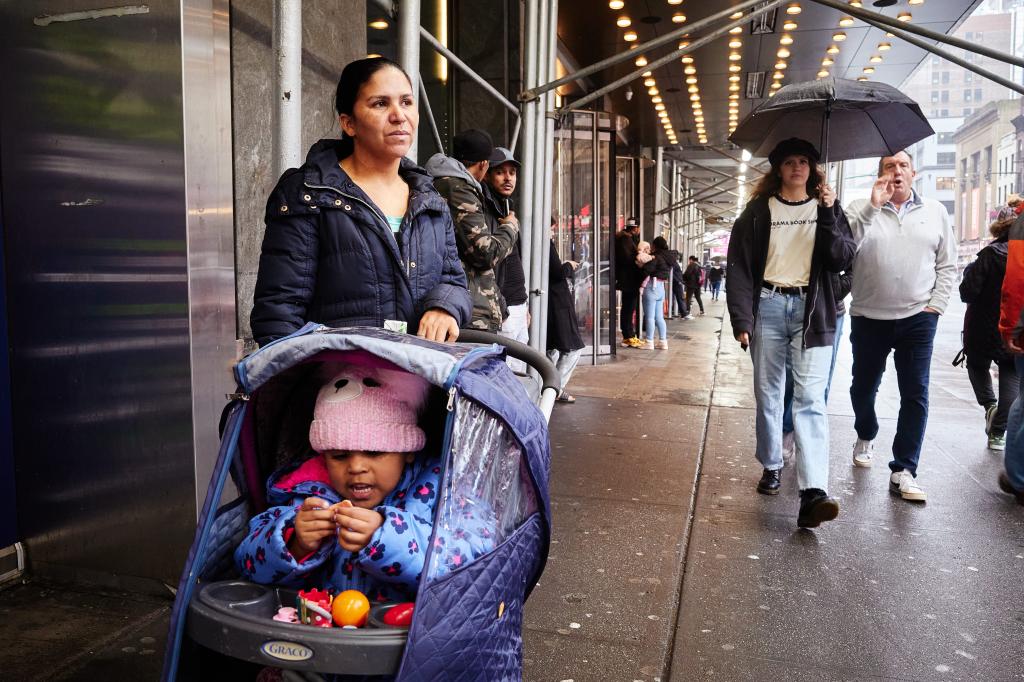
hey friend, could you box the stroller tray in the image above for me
[187,580,408,674]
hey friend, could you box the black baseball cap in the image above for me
[453,129,494,164]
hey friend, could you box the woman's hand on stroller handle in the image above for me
[334,501,385,553]
[417,309,460,343]
[288,497,337,558]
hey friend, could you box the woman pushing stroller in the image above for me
[250,57,471,347]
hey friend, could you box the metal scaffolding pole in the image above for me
[656,177,733,215]
[273,0,302,178]
[519,0,539,349]
[536,0,557,355]
[418,79,444,154]
[809,0,1024,69]
[397,0,420,161]
[557,0,784,114]
[370,0,522,116]
[521,0,776,101]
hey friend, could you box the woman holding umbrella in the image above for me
[726,138,856,529]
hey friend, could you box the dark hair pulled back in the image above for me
[652,236,669,253]
[333,57,411,156]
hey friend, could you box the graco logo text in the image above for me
[261,640,314,662]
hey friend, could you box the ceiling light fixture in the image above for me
[833,31,847,41]
[908,0,923,4]
[730,26,743,34]
[729,64,742,73]
[775,60,788,69]
[878,42,891,50]
[822,57,834,66]
[685,65,697,74]
[635,55,648,66]
[686,76,698,84]
[857,76,869,81]
[777,47,791,58]
[652,96,663,103]
[624,30,638,41]
[826,44,840,54]
[839,16,854,26]
[608,0,624,9]
[863,66,875,73]
[616,16,631,27]
[644,78,656,87]
[729,52,742,61]
[729,38,743,49]
[783,19,798,30]
[672,12,686,23]
[897,11,912,21]
[786,3,802,15]
[780,34,794,45]
[870,54,882,63]
[681,55,694,64]
[368,19,389,29]
[817,69,829,78]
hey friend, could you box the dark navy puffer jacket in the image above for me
[251,139,472,346]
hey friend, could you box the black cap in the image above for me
[768,138,820,168]
[625,217,639,230]
[453,129,494,164]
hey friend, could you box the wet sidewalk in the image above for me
[524,296,1024,681]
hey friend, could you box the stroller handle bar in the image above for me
[456,329,561,422]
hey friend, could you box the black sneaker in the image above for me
[998,472,1024,505]
[797,488,840,528]
[756,468,781,495]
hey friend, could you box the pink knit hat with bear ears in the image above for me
[308,364,430,454]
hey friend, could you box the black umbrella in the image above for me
[729,77,934,164]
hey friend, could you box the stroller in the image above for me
[161,324,557,680]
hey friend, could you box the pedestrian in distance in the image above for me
[486,146,530,373]
[546,219,585,403]
[708,262,725,301]
[683,256,705,316]
[639,236,673,350]
[959,217,1019,452]
[726,137,856,529]
[665,247,691,319]
[997,211,1024,505]
[426,129,519,332]
[615,217,645,348]
[844,150,958,503]
[250,57,471,347]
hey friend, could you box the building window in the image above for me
[937,152,956,165]
[936,176,956,190]
[964,89,972,102]
[940,200,955,215]
[931,90,939,102]
[963,107,972,116]
[941,91,949,103]
[965,71,973,83]
[940,109,949,117]
[974,88,982,101]
[937,132,955,145]
[941,71,950,85]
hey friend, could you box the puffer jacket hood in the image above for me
[250,139,472,346]
[424,153,484,194]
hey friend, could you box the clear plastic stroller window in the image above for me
[425,397,538,582]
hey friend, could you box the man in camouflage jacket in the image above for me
[426,129,519,332]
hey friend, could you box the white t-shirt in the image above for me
[763,196,817,287]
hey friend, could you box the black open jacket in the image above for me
[725,196,856,348]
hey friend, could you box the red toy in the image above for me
[382,602,415,627]
[297,588,334,628]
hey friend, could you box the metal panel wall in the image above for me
[0,0,231,584]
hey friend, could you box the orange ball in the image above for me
[331,589,370,627]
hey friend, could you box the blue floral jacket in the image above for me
[235,453,495,602]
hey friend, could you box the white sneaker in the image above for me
[684,314,695,320]
[642,339,655,350]
[852,438,874,467]
[656,339,668,350]
[889,470,927,502]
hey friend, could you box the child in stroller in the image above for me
[235,362,495,603]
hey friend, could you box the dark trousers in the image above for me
[849,311,939,476]
[619,288,639,339]
[672,279,688,317]
[685,287,704,314]
[966,354,1019,436]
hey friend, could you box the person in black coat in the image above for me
[251,58,471,346]
[615,218,644,347]
[665,249,690,319]
[960,217,1019,450]
[683,256,705,315]
[547,221,585,403]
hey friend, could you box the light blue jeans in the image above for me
[750,289,832,492]
[642,281,667,342]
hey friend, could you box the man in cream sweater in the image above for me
[844,151,958,503]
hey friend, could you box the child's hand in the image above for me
[288,497,336,558]
[334,500,385,553]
